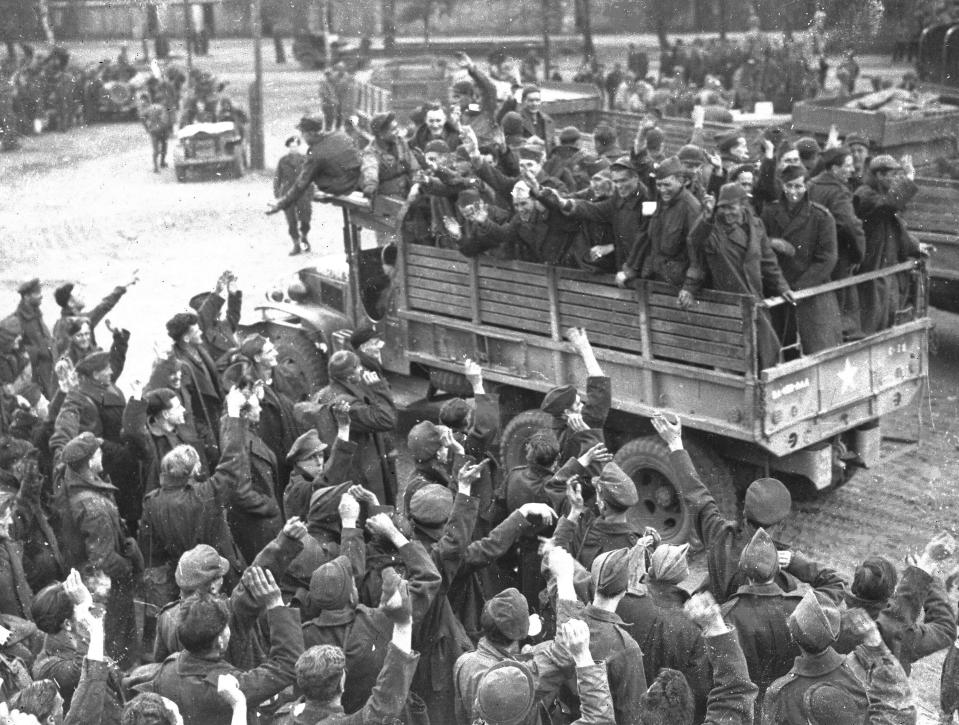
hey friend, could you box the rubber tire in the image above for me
[175,166,186,182]
[231,150,244,178]
[499,408,556,471]
[427,369,473,397]
[256,325,328,399]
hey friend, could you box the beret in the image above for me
[869,154,902,172]
[645,127,665,150]
[716,130,743,153]
[54,283,74,308]
[795,136,821,158]
[409,483,454,526]
[17,278,40,296]
[439,397,471,428]
[678,144,707,164]
[407,421,445,462]
[540,384,577,416]
[286,428,327,463]
[610,155,637,172]
[75,350,111,377]
[501,111,524,136]
[452,79,474,95]
[482,587,530,641]
[476,661,536,725]
[456,188,483,208]
[598,462,639,508]
[788,589,841,651]
[145,388,177,417]
[716,182,749,207]
[744,477,791,525]
[61,432,101,465]
[310,556,353,610]
[0,317,22,350]
[521,84,541,99]
[820,146,850,169]
[370,111,396,136]
[739,527,780,581]
[423,139,450,154]
[296,114,325,132]
[175,544,230,590]
[649,543,690,584]
[655,155,684,179]
[592,547,631,596]
[559,126,581,145]
[166,312,198,341]
[0,436,32,468]
[780,164,806,183]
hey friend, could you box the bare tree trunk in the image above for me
[581,0,595,59]
[382,0,396,50]
[35,0,55,42]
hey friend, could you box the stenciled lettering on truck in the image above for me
[769,377,811,402]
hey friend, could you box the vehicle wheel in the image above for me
[257,324,328,399]
[231,152,244,178]
[499,409,556,471]
[175,166,186,182]
[427,369,473,397]
[684,435,740,526]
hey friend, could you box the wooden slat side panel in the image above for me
[652,343,748,372]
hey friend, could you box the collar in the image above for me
[791,647,846,677]
[311,608,356,627]
[842,589,885,616]
[286,699,343,723]
[477,637,516,660]
[731,581,795,598]
[147,417,176,438]
[43,630,84,657]
[66,467,118,493]
[585,604,626,625]
[15,299,39,321]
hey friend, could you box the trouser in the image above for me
[283,196,312,240]
[150,132,168,169]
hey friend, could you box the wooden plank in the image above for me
[650,331,744,359]
[557,299,639,327]
[408,292,472,317]
[481,311,552,333]
[556,276,636,301]
[651,342,748,373]
[479,263,549,287]
[558,313,644,348]
[407,254,470,274]
[408,243,466,262]
[478,276,548,297]
[469,256,481,326]
[480,298,551,323]
[649,318,745,346]
[407,268,470,287]
[480,287,551,308]
[649,291,742,318]
[649,305,744,332]
[406,276,470,295]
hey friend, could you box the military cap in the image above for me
[166,312,198,341]
[739,527,780,581]
[678,144,708,164]
[592,547,631,596]
[780,164,806,183]
[456,188,484,208]
[716,182,749,207]
[0,317,21,350]
[439,398,471,429]
[582,154,610,176]
[869,154,902,172]
[310,556,353,610]
[597,462,639,509]
[649,543,690,584]
[423,139,450,154]
[296,114,325,133]
[327,349,360,380]
[820,146,851,170]
[175,544,230,590]
[145,388,177,417]
[476,660,536,725]
[451,79,474,95]
[307,481,354,527]
[610,155,637,173]
[844,133,870,149]
[0,436,32,468]
[788,589,841,651]
[54,283,74,308]
[409,483,454,526]
[407,421,444,462]
[593,122,616,144]
[75,350,111,377]
[655,155,684,179]
[795,136,821,159]
[521,84,541,99]
[370,111,396,136]
[559,126,581,146]
[286,428,327,463]
[540,384,577,416]
[716,130,744,153]
[17,278,40,296]
[482,587,531,641]
[61,432,101,465]
[744,476,791,525]
[501,111,524,136]
[645,127,665,151]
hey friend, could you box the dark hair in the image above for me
[176,594,229,653]
[12,680,61,722]
[296,645,346,702]
[526,429,559,468]
[638,669,695,725]
[30,583,75,634]
[122,692,179,725]
[851,556,898,603]
[728,164,755,182]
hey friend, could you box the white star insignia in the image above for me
[837,358,858,394]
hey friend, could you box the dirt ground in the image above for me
[1,37,957,723]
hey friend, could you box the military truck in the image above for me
[245,194,931,543]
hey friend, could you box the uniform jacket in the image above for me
[554,513,645,570]
[631,187,701,286]
[53,285,127,357]
[808,170,867,267]
[171,343,222,448]
[551,375,611,465]
[360,134,418,198]
[273,151,314,199]
[228,423,283,564]
[63,656,116,725]
[313,376,397,506]
[471,204,579,264]
[137,606,303,725]
[453,637,515,725]
[701,629,760,725]
[284,437,357,520]
[560,188,651,270]
[14,298,53,398]
[138,405,209,494]
[853,179,921,335]
[410,121,462,152]
[458,65,499,149]
[33,631,124,724]
[274,131,361,210]
[194,290,242,361]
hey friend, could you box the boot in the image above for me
[300,234,311,253]
[289,237,302,256]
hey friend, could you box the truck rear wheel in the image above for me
[499,409,556,470]
[614,435,737,545]
[254,324,328,399]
